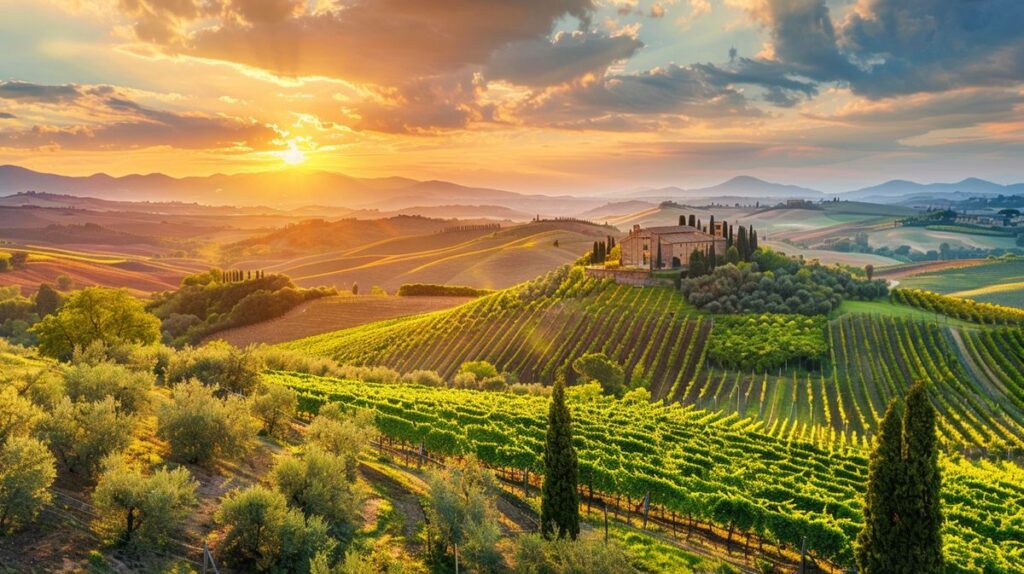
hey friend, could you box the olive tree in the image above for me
[37,396,135,477]
[62,362,154,414]
[31,287,160,360]
[92,455,197,546]
[0,436,56,532]
[156,380,259,465]
[250,383,297,438]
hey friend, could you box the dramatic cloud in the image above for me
[0,81,275,150]
[840,0,1024,96]
[487,31,643,87]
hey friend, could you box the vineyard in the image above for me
[892,288,1024,324]
[283,266,711,401]
[269,371,1024,574]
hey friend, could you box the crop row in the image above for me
[269,371,1024,574]
[892,288,1024,324]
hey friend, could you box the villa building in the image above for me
[620,224,727,270]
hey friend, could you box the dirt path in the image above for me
[945,327,1008,400]
[358,463,426,549]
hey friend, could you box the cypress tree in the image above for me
[750,229,759,253]
[688,249,705,278]
[727,224,734,247]
[737,227,749,261]
[679,215,686,226]
[655,242,662,269]
[709,215,715,236]
[541,378,580,540]
[592,241,599,262]
[688,214,696,227]
[708,244,717,271]
[856,400,906,574]
[903,382,944,573]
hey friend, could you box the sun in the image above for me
[281,146,306,166]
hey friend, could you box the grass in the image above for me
[832,299,974,326]
[900,258,1024,308]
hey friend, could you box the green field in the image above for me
[900,259,1024,307]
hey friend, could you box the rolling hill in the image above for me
[281,264,1024,453]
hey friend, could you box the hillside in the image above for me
[273,370,1024,573]
[283,265,1024,452]
[236,219,618,291]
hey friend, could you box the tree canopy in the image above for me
[31,287,160,359]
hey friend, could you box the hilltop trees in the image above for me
[541,379,580,540]
[856,382,943,573]
[32,287,161,359]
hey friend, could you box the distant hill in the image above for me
[628,176,823,201]
[846,178,1024,203]
[0,165,601,214]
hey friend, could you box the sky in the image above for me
[0,0,1021,194]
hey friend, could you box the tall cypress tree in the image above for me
[856,401,906,574]
[679,215,686,226]
[737,226,749,261]
[903,382,944,573]
[708,243,717,271]
[541,378,580,540]
[750,229,759,253]
[688,214,696,227]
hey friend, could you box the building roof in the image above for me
[627,224,723,244]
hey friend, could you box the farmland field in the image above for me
[899,259,1024,307]
[207,294,475,346]
[272,370,1024,574]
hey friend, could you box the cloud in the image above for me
[0,81,275,150]
[516,64,761,128]
[487,31,643,87]
[839,0,1024,97]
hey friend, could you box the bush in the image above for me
[31,287,161,359]
[707,314,828,371]
[92,455,197,546]
[512,532,632,574]
[156,380,259,465]
[0,436,56,533]
[272,448,366,537]
[401,369,444,387]
[426,457,502,572]
[571,353,624,396]
[62,362,154,414]
[37,397,136,477]
[250,383,297,437]
[0,385,44,443]
[396,284,495,297]
[216,486,336,573]
[305,405,374,481]
[166,341,263,395]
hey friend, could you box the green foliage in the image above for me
[396,283,494,297]
[92,455,197,546]
[426,456,503,572]
[62,361,154,414]
[305,405,374,481]
[273,371,1024,571]
[37,396,135,477]
[541,379,580,540]
[571,352,624,396]
[902,382,944,573]
[31,287,160,359]
[0,385,44,443]
[892,288,1024,324]
[459,361,499,380]
[513,532,633,574]
[149,271,335,345]
[250,383,297,437]
[856,383,944,573]
[707,314,827,371]
[0,436,56,533]
[681,251,888,315]
[166,341,263,395]
[156,380,259,465]
[34,283,63,317]
[216,485,336,573]
[272,448,366,538]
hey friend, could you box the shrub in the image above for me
[571,353,624,396]
[62,362,154,414]
[250,383,297,437]
[92,455,197,546]
[0,436,56,533]
[0,385,44,443]
[31,287,161,359]
[401,369,444,387]
[166,341,263,395]
[37,397,135,477]
[305,406,374,481]
[156,380,259,465]
[216,486,336,573]
[272,448,366,537]
[396,284,494,297]
[426,456,502,572]
[707,314,828,371]
[512,532,631,574]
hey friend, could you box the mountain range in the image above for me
[2,165,1022,212]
